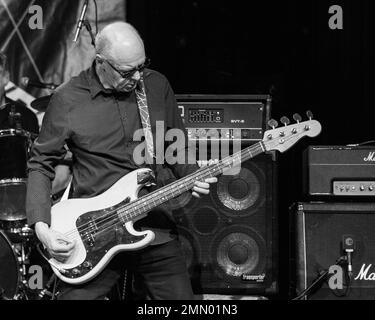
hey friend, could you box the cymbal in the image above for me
[30,95,51,112]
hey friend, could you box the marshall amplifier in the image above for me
[175,95,271,144]
[303,145,375,197]
[293,202,375,300]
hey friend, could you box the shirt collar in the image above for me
[85,62,112,98]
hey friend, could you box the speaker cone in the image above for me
[211,226,266,278]
[215,164,265,217]
[191,206,220,235]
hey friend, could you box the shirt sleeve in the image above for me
[163,79,199,179]
[26,92,71,226]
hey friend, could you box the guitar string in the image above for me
[65,142,266,243]
[75,148,261,244]
[63,126,306,243]
[63,144,261,241]
[76,151,251,242]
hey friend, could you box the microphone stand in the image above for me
[73,0,89,42]
[83,20,96,48]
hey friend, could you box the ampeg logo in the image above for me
[241,273,265,283]
[364,152,375,162]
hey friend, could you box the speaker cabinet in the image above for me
[293,202,375,300]
[172,153,278,295]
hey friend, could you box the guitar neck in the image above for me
[117,141,266,221]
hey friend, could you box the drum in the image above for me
[0,129,32,222]
[0,129,31,180]
[0,230,20,299]
[0,218,34,243]
[0,178,28,222]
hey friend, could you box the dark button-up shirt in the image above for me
[26,64,197,244]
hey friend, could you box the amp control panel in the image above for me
[333,181,375,196]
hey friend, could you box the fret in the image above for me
[168,186,176,198]
[247,148,253,159]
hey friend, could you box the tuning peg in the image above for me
[280,116,290,126]
[306,110,313,120]
[293,113,302,123]
[268,119,278,129]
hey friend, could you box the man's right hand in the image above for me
[35,222,75,262]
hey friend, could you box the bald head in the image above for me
[95,22,145,66]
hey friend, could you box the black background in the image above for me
[127,0,373,299]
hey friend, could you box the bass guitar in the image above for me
[42,113,321,284]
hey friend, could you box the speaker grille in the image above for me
[174,154,278,294]
[212,226,266,278]
[294,202,375,299]
[216,165,264,215]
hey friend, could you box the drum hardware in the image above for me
[37,274,57,300]
[0,120,55,300]
[0,230,56,300]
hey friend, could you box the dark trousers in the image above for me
[56,239,194,300]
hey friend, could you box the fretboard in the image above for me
[116,141,266,223]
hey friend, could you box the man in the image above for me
[0,52,39,133]
[26,22,217,300]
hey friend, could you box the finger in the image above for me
[197,160,208,167]
[194,181,210,188]
[51,251,72,259]
[52,241,75,253]
[208,159,219,165]
[193,186,209,195]
[52,254,70,262]
[60,239,75,250]
[191,191,200,198]
[205,177,218,183]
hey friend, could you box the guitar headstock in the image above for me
[263,112,322,153]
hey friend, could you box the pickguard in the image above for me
[61,198,147,279]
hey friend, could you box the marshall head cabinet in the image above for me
[175,95,271,145]
[292,202,375,300]
[303,145,375,197]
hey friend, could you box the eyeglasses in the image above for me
[105,58,150,79]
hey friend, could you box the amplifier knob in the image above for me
[360,185,365,191]
[369,185,374,191]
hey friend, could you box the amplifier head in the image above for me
[303,145,375,197]
[176,95,271,143]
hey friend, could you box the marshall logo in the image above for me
[364,152,375,162]
[354,264,375,281]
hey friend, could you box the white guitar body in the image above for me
[48,168,155,284]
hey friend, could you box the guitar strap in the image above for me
[135,78,155,166]
[60,176,72,202]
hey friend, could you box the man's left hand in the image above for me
[192,177,218,198]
